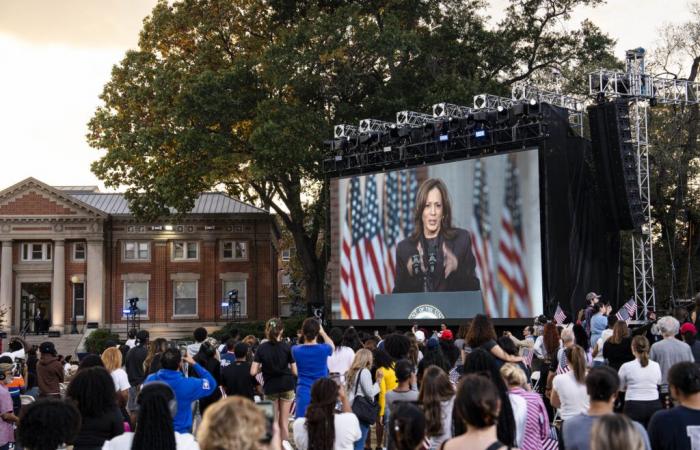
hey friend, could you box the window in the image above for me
[281,273,291,288]
[21,243,52,261]
[221,241,247,261]
[223,280,247,317]
[124,281,149,316]
[124,241,149,261]
[73,242,86,261]
[73,283,85,318]
[174,281,198,316]
[281,249,291,261]
[173,241,198,261]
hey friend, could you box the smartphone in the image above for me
[329,372,342,385]
[257,401,274,443]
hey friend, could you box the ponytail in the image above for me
[566,345,587,384]
[632,335,650,367]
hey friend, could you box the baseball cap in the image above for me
[586,292,602,302]
[414,330,425,343]
[426,336,439,349]
[39,341,56,355]
[681,322,697,336]
[440,329,454,341]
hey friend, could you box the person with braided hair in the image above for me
[292,378,360,450]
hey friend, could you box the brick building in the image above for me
[0,178,280,335]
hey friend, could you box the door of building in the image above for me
[20,282,51,335]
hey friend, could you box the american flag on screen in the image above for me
[554,304,566,325]
[340,171,418,319]
[364,175,387,310]
[616,299,636,323]
[497,155,531,317]
[401,170,417,237]
[340,177,372,319]
[383,171,401,292]
[470,160,499,317]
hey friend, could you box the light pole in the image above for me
[70,275,80,334]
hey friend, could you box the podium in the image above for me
[374,291,484,320]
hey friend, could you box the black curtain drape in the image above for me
[540,104,623,320]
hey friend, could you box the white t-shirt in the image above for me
[293,413,361,450]
[509,392,527,448]
[125,339,136,349]
[552,371,590,421]
[327,346,355,382]
[593,329,613,363]
[102,431,199,450]
[111,368,130,392]
[618,358,662,401]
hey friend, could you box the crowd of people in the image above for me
[3,293,700,449]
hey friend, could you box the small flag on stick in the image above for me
[554,304,566,325]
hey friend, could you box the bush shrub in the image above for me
[212,315,309,342]
[84,328,120,355]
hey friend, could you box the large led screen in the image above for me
[330,148,543,320]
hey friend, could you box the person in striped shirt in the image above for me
[501,363,550,450]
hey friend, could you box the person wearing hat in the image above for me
[680,322,700,362]
[36,341,63,398]
[583,292,602,335]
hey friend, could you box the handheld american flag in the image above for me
[554,304,566,325]
[615,299,635,323]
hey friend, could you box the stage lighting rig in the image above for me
[334,124,358,139]
[473,94,516,111]
[396,111,440,127]
[359,119,393,133]
[432,102,472,118]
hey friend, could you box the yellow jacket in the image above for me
[378,365,397,416]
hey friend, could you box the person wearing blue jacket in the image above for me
[144,348,217,433]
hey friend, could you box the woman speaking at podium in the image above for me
[393,178,480,293]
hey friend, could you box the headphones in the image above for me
[138,381,178,418]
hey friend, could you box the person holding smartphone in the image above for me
[292,318,335,419]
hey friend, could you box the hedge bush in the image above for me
[84,328,120,355]
[212,315,309,342]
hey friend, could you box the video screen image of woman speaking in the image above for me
[332,148,543,320]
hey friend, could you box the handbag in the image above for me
[351,368,379,425]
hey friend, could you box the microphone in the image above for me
[427,241,438,274]
[411,255,421,275]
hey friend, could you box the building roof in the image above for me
[70,192,268,215]
[54,186,101,194]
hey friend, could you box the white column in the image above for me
[0,241,13,328]
[51,240,65,331]
[86,240,105,324]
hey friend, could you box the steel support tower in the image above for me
[589,47,700,319]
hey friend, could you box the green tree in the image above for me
[88,0,617,305]
[647,3,700,304]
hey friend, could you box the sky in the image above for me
[0,0,695,191]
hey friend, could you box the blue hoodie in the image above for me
[145,363,217,433]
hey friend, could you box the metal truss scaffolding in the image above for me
[511,82,585,135]
[587,47,700,319]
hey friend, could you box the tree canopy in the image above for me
[88,0,618,303]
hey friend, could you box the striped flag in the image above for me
[363,175,387,317]
[616,299,636,323]
[497,155,531,317]
[401,170,417,237]
[522,347,534,368]
[383,172,401,292]
[554,304,566,325]
[340,177,373,319]
[470,160,499,316]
